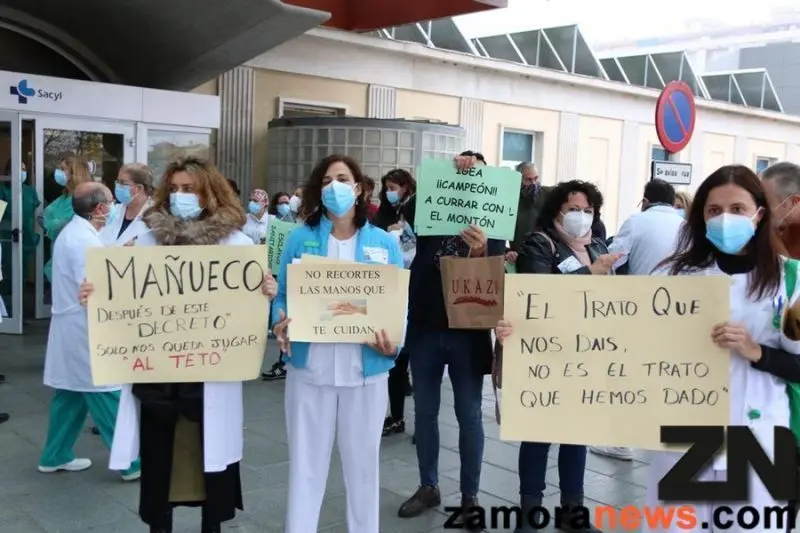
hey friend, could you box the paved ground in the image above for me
[0,321,648,532]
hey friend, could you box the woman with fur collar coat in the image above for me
[79,157,277,533]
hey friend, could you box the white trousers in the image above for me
[643,450,786,532]
[284,371,388,533]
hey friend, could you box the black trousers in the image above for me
[388,347,410,420]
[138,405,243,529]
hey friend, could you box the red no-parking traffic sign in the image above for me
[655,81,696,154]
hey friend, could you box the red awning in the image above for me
[283,0,507,32]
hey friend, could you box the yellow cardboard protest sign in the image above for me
[500,274,730,450]
[287,259,404,343]
[85,245,269,385]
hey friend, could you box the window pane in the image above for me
[756,158,771,174]
[502,131,533,163]
[148,131,211,183]
[651,146,669,161]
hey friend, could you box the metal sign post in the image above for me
[653,81,696,185]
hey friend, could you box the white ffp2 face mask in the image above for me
[561,211,593,238]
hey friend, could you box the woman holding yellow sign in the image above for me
[271,154,403,533]
[79,157,278,533]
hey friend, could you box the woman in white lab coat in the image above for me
[498,165,800,533]
[100,163,154,246]
[242,188,271,244]
[80,157,277,533]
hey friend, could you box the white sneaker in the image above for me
[589,446,633,461]
[38,458,92,473]
[121,469,141,481]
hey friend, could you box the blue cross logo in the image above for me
[10,80,35,104]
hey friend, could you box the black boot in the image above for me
[515,495,544,533]
[149,509,173,533]
[557,496,602,532]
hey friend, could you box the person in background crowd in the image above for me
[397,152,503,531]
[100,163,154,246]
[271,154,402,533]
[591,179,683,461]
[261,190,295,380]
[39,181,141,481]
[242,188,270,244]
[497,180,621,533]
[374,168,417,437]
[226,178,241,198]
[674,191,693,218]
[270,191,295,222]
[507,162,549,265]
[0,159,41,317]
[81,157,277,533]
[288,186,303,219]
[42,153,91,282]
[362,175,379,221]
[640,165,800,533]
[762,161,800,258]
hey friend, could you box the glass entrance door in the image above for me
[0,112,22,334]
[34,118,134,319]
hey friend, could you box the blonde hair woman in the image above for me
[80,157,277,533]
[42,153,92,281]
[674,191,693,218]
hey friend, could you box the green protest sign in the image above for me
[414,160,521,241]
[268,219,299,275]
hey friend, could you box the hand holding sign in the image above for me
[261,271,278,299]
[79,279,94,307]
[273,309,292,355]
[711,321,761,362]
[368,329,397,357]
[495,319,513,345]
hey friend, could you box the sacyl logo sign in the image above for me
[9,79,63,104]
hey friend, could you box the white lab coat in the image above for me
[109,228,254,473]
[242,212,271,244]
[643,260,800,532]
[609,205,684,274]
[43,217,120,393]
[98,199,152,246]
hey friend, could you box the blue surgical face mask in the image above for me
[20,171,27,184]
[277,203,290,217]
[248,201,262,215]
[54,169,67,187]
[705,212,758,255]
[170,192,203,220]
[322,180,356,218]
[115,183,133,205]
[386,190,400,205]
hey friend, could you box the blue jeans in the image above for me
[409,330,485,497]
[518,442,587,501]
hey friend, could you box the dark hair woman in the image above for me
[269,191,294,222]
[500,166,800,532]
[373,168,417,438]
[271,154,403,532]
[79,157,277,533]
[494,179,620,533]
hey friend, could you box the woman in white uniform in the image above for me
[499,165,800,532]
[242,188,271,244]
[81,157,277,533]
[271,154,404,533]
[100,163,154,246]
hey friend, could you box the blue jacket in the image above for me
[271,216,405,378]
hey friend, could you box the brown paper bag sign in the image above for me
[440,254,505,329]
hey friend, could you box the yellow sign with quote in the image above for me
[287,260,405,343]
[85,245,270,385]
[499,274,730,451]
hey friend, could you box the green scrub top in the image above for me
[41,194,74,282]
